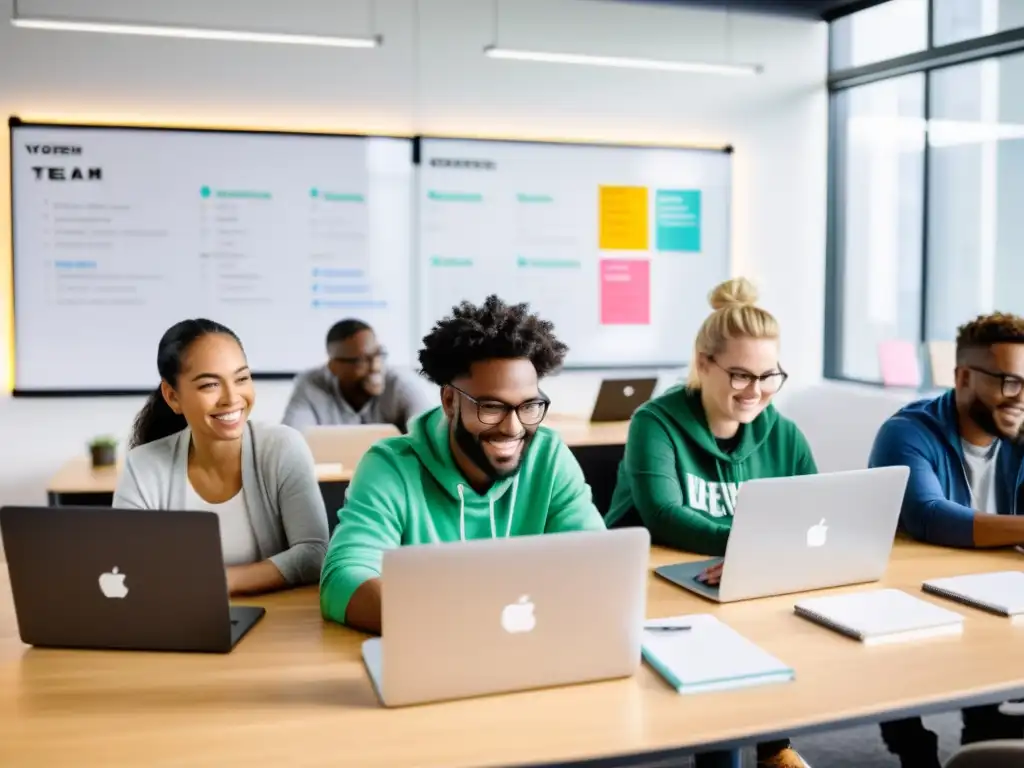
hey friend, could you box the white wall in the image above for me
[0,0,828,513]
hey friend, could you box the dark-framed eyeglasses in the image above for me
[331,349,387,370]
[448,385,551,426]
[968,366,1024,398]
[709,357,788,394]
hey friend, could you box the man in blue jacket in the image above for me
[869,312,1024,767]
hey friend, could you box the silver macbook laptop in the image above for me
[0,506,265,653]
[590,377,658,422]
[302,423,400,466]
[362,527,650,707]
[655,466,910,603]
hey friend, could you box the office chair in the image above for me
[998,701,1024,716]
[944,740,1024,767]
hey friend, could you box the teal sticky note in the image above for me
[656,190,701,252]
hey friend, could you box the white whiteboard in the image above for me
[10,123,414,392]
[417,137,731,368]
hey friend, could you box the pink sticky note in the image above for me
[600,259,650,325]
[878,340,921,388]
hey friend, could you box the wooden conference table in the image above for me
[3,540,1024,767]
[45,415,631,511]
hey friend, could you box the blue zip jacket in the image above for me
[868,390,1024,547]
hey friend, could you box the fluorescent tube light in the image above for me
[11,17,381,48]
[484,46,761,76]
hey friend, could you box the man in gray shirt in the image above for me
[282,319,433,433]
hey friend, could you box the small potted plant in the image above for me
[88,436,118,469]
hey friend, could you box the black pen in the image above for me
[645,625,692,632]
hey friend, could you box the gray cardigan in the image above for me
[112,422,328,586]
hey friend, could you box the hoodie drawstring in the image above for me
[457,484,467,542]
[456,476,518,541]
[505,476,518,537]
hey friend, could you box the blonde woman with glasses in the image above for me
[606,277,816,768]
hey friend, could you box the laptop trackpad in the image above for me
[655,558,723,600]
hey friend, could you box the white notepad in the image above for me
[923,571,1024,619]
[794,589,965,645]
[641,614,794,694]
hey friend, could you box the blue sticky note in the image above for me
[656,190,701,252]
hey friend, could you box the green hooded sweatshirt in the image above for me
[605,385,817,556]
[320,406,606,624]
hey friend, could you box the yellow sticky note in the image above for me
[599,186,649,251]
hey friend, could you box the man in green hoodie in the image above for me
[320,295,606,633]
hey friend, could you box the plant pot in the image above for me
[90,445,117,468]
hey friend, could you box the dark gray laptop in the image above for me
[590,377,658,422]
[0,506,265,653]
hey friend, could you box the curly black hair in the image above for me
[418,295,568,385]
[956,312,1024,363]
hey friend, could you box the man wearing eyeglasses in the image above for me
[319,295,605,633]
[869,312,1024,768]
[282,319,432,433]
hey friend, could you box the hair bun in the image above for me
[708,277,758,311]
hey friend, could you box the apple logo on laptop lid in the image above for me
[501,595,536,634]
[806,519,828,548]
[98,566,129,599]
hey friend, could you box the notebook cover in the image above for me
[923,571,1024,617]
[794,589,964,642]
[641,614,793,694]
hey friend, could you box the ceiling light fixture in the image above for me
[11,16,381,48]
[483,46,762,76]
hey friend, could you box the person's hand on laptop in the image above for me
[696,561,724,586]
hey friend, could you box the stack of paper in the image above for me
[923,571,1024,620]
[794,589,964,645]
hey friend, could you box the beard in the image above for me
[453,408,533,481]
[968,396,1024,443]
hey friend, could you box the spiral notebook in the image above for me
[641,614,794,694]
[794,589,965,645]
[922,571,1024,620]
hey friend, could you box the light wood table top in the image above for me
[47,418,627,496]
[545,412,631,446]
[47,454,354,494]
[47,454,123,494]
[2,539,1024,767]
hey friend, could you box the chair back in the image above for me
[945,741,1024,768]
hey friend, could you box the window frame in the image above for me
[824,0,1024,383]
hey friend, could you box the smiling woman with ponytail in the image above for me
[129,320,219,448]
[114,319,328,596]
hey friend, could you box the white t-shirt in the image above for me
[962,439,1000,515]
[185,482,260,566]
